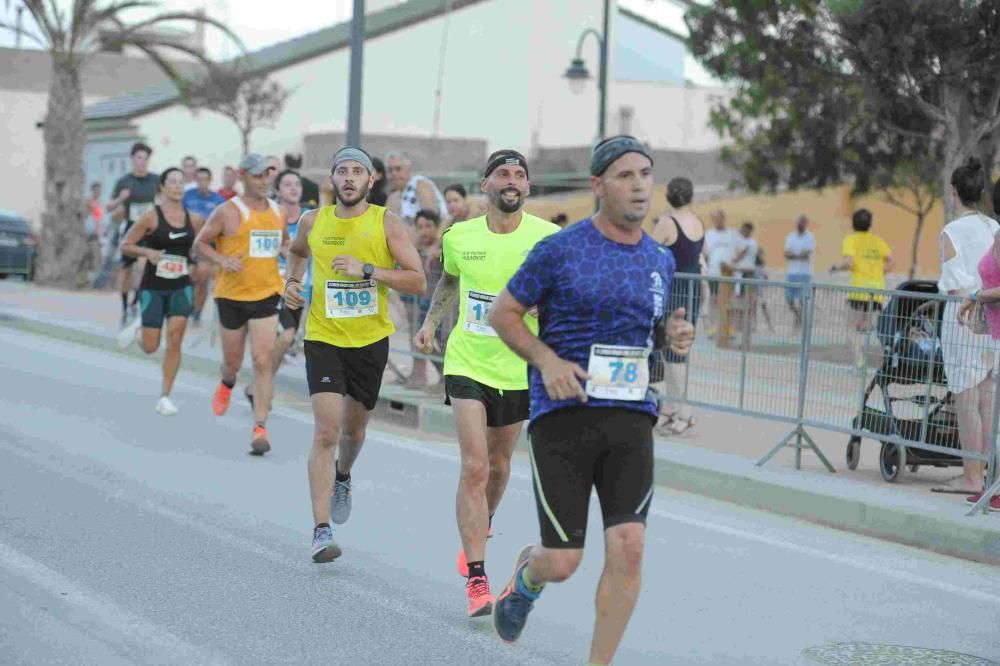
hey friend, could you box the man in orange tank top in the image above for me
[283,147,426,563]
[194,153,288,456]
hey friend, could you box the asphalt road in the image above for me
[1,324,999,665]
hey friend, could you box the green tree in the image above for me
[686,0,1000,225]
[183,66,292,155]
[0,1,239,287]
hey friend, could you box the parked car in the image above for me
[0,210,39,280]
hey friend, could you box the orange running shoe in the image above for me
[251,425,271,455]
[466,575,494,617]
[456,526,493,577]
[211,383,232,416]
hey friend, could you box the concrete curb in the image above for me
[3,310,998,566]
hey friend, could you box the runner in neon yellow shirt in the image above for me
[415,150,558,617]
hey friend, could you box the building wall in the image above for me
[124,0,718,176]
[0,47,198,227]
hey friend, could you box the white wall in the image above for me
[1,91,106,227]
[132,0,725,175]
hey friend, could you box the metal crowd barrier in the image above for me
[668,272,999,517]
[384,272,1000,518]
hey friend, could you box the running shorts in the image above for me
[139,286,193,328]
[215,294,280,330]
[444,375,529,428]
[304,337,389,410]
[848,299,882,313]
[529,406,655,549]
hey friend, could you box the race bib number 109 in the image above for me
[326,280,378,319]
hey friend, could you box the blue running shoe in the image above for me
[493,544,542,643]
[311,525,342,563]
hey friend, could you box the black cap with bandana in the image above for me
[483,150,529,180]
[590,135,653,176]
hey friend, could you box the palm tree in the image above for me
[0,1,240,287]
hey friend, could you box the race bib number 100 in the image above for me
[463,290,497,336]
[155,254,188,279]
[326,280,378,319]
[249,229,282,258]
[585,345,650,401]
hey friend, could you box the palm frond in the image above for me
[22,0,59,47]
[69,0,157,53]
[44,0,65,44]
[0,19,45,47]
[109,10,245,54]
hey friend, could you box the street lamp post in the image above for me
[564,0,611,141]
[346,0,365,148]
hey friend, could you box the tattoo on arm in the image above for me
[424,272,459,328]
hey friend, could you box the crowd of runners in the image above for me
[99,137,695,665]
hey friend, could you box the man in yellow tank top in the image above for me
[194,153,288,455]
[414,150,559,616]
[283,147,426,563]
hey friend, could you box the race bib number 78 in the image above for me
[585,345,650,401]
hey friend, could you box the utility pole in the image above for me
[346,0,365,148]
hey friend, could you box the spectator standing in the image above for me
[183,167,227,324]
[83,182,105,283]
[284,153,320,208]
[931,159,999,501]
[703,210,736,335]
[217,166,239,200]
[414,208,446,391]
[368,157,389,206]
[830,209,893,368]
[444,184,472,227]
[784,215,816,328]
[182,167,226,220]
[181,156,198,191]
[386,151,446,225]
[650,177,704,435]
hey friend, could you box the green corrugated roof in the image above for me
[85,0,686,122]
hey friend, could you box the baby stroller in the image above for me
[845,280,963,482]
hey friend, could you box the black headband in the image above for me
[590,135,653,176]
[483,152,529,180]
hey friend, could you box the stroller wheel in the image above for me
[879,442,906,483]
[846,437,862,470]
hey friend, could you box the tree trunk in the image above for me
[909,211,926,280]
[980,129,998,217]
[241,127,251,156]
[37,55,87,287]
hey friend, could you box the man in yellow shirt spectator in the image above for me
[830,208,894,368]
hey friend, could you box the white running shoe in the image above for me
[116,318,141,350]
[155,396,178,416]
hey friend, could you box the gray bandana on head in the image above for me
[590,135,653,176]
[331,147,374,174]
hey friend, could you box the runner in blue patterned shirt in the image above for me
[488,136,695,665]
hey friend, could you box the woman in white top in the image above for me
[934,158,999,497]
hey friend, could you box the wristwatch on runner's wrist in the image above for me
[362,263,375,280]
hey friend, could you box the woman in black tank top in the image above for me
[119,168,207,416]
[650,177,705,436]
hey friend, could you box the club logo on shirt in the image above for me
[649,272,664,294]
[323,236,346,246]
[462,250,487,261]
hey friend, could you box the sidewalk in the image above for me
[2,280,998,565]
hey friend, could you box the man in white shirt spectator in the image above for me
[784,215,816,327]
[703,210,736,335]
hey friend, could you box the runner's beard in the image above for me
[492,187,523,214]
[334,181,370,207]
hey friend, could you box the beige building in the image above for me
[0,48,201,226]
[81,0,730,195]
